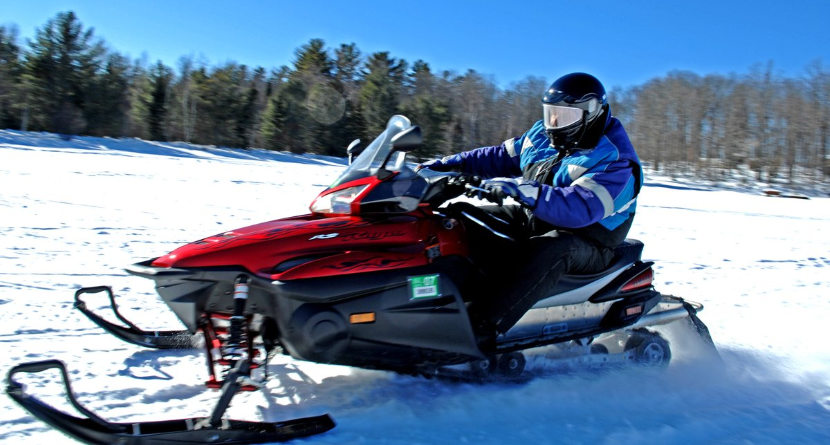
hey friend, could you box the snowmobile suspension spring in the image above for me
[228,275,249,348]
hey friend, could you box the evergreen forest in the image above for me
[1,11,828,185]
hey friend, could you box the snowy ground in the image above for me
[1,130,828,444]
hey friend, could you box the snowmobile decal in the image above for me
[408,274,441,299]
[339,230,408,241]
[309,232,339,240]
[323,255,411,272]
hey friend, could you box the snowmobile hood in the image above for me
[150,214,427,279]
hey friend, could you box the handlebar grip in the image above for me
[464,183,503,206]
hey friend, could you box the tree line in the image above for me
[617,66,830,184]
[1,11,827,184]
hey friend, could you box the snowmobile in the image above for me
[7,115,716,444]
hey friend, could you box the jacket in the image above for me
[454,115,642,247]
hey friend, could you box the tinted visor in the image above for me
[543,104,584,130]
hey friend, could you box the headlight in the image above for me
[310,185,369,214]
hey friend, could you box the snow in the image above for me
[1,129,829,444]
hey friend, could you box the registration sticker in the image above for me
[408,274,440,299]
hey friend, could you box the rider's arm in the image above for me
[456,121,551,178]
[455,143,522,178]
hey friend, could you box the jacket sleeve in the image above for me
[453,120,548,178]
[456,143,522,178]
[533,159,636,228]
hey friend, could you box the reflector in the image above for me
[621,268,653,292]
[625,305,643,316]
[349,312,376,324]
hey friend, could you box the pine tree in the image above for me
[0,26,23,129]
[261,78,305,152]
[360,52,406,136]
[172,55,199,142]
[146,61,172,141]
[190,63,252,146]
[260,39,343,153]
[400,60,449,158]
[324,43,366,154]
[125,57,150,138]
[85,53,130,136]
[237,85,257,148]
[23,11,105,135]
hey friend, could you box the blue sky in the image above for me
[2,0,829,89]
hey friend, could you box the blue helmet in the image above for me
[542,73,609,150]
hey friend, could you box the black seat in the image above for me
[551,239,644,295]
[609,239,644,266]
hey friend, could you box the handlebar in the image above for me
[416,169,505,207]
[464,182,503,206]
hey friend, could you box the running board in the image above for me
[6,360,335,445]
[74,286,194,349]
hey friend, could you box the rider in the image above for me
[418,72,643,338]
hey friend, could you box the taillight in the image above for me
[620,267,653,292]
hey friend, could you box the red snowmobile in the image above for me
[7,115,716,444]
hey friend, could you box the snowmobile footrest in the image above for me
[6,360,336,444]
[74,286,193,349]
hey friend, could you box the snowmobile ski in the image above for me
[5,359,335,445]
[74,286,193,349]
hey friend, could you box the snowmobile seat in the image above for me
[522,238,647,307]
[559,239,643,281]
[609,239,644,266]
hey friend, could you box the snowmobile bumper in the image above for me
[630,295,703,329]
[633,295,718,352]
[6,360,335,445]
[74,286,193,349]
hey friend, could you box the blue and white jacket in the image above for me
[455,115,642,247]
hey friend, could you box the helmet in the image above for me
[542,72,609,150]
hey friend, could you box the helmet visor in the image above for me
[543,104,584,130]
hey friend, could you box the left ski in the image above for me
[6,359,335,445]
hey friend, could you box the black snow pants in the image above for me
[451,202,615,334]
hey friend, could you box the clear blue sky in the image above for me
[2,0,829,89]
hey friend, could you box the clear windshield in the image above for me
[329,115,412,188]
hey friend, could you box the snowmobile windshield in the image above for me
[329,115,414,187]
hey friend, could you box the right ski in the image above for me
[74,286,193,349]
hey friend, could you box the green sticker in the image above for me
[409,274,440,299]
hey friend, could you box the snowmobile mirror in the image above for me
[377,150,408,180]
[390,125,422,150]
[377,126,422,179]
[387,151,408,171]
[346,139,362,165]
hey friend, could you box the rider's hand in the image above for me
[482,178,540,209]
[416,154,462,172]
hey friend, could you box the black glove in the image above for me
[416,154,463,172]
[481,177,541,209]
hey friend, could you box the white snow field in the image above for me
[1,130,829,444]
